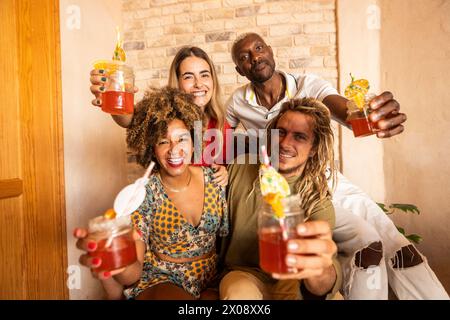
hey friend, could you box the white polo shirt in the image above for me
[225,70,339,131]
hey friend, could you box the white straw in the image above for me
[143,161,155,179]
[260,145,270,166]
[121,161,155,216]
[280,218,289,241]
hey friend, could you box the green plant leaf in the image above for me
[390,203,420,215]
[396,226,406,235]
[406,234,423,244]
[377,202,389,214]
[382,203,423,243]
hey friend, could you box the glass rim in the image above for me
[260,208,304,217]
[260,194,304,217]
[92,59,134,72]
[88,214,132,233]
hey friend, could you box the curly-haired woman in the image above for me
[75,87,228,299]
[90,47,232,186]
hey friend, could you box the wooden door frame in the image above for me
[1,0,68,299]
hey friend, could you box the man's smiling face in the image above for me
[275,110,316,177]
[232,34,276,83]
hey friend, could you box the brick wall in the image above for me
[121,0,338,180]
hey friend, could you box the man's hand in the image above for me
[323,92,407,139]
[211,164,228,187]
[272,221,337,297]
[369,91,407,138]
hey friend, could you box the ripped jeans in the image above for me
[331,173,449,300]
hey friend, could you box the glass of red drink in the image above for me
[88,214,137,272]
[347,109,374,137]
[258,195,305,274]
[93,60,135,115]
[346,93,378,138]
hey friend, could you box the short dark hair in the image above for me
[231,32,265,64]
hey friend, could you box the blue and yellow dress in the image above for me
[124,167,228,299]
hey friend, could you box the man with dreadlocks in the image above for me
[219,98,342,300]
[227,32,448,300]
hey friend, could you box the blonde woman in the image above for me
[90,47,232,186]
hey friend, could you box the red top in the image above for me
[192,118,232,166]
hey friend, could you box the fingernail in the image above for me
[103,271,111,278]
[99,69,105,74]
[136,229,143,238]
[371,114,380,122]
[297,225,307,234]
[101,77,107,82]
[370,100,380,109]
[286,255,296,266]
[87,241,97,251]
[96,99,102,105]
[378,132,386,138]
[99,86,105,92]
[288,242,298,251]
[73,228,80,238]
[92,257,101,267]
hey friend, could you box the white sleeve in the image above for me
[304,73,339,101]
[225,95,239,128]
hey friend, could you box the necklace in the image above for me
[255,77,284,108]
[159,170,192,193]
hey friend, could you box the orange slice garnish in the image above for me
[103,208,116,220]
[263,193,284,219]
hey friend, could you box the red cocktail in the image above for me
[93,60,135,115]
[348,109,397,138]
[88,215,137,272]
[259,227,297,274]
[347,110,375,138]
[258,195,304,275]
[102,91,134,115]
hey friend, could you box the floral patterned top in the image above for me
[124,167,228,299]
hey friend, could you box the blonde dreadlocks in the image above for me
[267,98,336,217]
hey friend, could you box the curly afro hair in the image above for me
[126,86,204,169]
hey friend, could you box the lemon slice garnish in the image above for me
[260,165,291,219]
[344,73,370,110]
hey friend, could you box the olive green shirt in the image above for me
[220,159,342,299]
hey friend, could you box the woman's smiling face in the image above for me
[153,119,193,177]
[177,56,214,110]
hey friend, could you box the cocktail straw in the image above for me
[121,161,155,216]
[105,161,155,248]
[260,145,289,241]
[260,145,270,166]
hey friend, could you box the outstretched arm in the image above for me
[322,94,351,128]
[323,92,407,138]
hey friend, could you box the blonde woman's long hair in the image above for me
[267,98,336,217]
[168,46,225,131]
